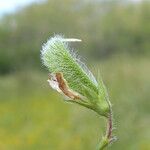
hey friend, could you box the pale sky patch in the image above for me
[0,0,141,17]
[0,0,45,17]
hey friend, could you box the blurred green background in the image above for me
[0,0,150,149]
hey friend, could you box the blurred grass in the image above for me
[0,56,149,150]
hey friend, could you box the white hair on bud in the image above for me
[61,38,82,42]
[41,35,98,87]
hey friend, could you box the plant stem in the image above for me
[106,108,113,140]
[97,105,115,150]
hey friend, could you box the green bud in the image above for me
[41,35,115,150]
[41,35,110,117]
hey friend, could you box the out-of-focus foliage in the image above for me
[0,0,150,74]
[0,1,150,150]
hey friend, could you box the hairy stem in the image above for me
[98,105,115,150]
[106,108,113,140]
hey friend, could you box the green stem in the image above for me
[97,106,115,150]
[67,99,115,150]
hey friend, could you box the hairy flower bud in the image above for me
[41,35,115,149]
[41,35,110,117]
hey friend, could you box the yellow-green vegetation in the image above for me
[0,56,149,150]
